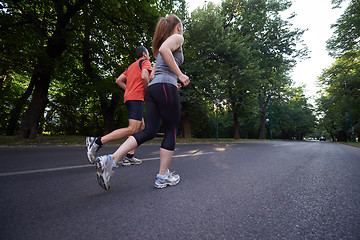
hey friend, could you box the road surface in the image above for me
[0,141,359,239]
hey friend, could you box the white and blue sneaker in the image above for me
[86,137,101,164]
[95,154,114,190]
[121,156,142,166]
[154,169,180,189]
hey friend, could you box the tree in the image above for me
[1,0,184,138]
[183,0,308,140]
[1,0,315,139]
[247,0,308,139]
[1,1,54,135]
[317,52,359,141]
[182,2,226,138]
[327,0,360,57]
[271,86,315,140]
[184,1,256,139]
[1,0,90,139]
[79,0,159,134]
[318,0,360,141]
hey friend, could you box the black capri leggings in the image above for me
[133,83,180,151]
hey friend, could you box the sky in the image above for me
[186,0,348,101]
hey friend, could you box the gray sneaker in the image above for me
[94,154,114,190]
[121,156,142,166]
[86,137,101,164]
[154,170,180,189]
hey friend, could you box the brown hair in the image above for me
[152,14,181,59]
[135,46,148,59]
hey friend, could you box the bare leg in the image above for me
[101,119,144,156]
[100,128,132,143]
[112,136,138,164]
[159,148,174,175]
[101,119,142,143]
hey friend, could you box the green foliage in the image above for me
[0,0,182,136]
[0,1,47,74]
[271,87,316,140]
[327,0,360,57]
[182,0,309,139]
[318,0,359,142]
[0,73,29,133]
[317,51,360,141]
[1,0,315,140]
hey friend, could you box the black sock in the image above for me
[126,153,134,159]
[95,138,103,146]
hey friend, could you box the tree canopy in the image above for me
[1,0,317,140]
[317,0,359,142]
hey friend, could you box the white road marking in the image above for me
[0,151,215,177]
[272,144,294,147]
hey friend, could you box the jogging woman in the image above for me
[94,14,190,190]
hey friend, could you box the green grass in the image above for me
[339,141,360,148]
[3,136,358,147]
[0,135,267,146]
[0,135,87,145]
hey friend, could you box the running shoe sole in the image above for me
[122,161,131,166]
[121,161,142,166]
[86,137,96,164]
[96,172,110,190]
[87,153,94,164]
[154,177,180,189]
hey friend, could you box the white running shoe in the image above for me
[95,154,114,190]
[154,170,180,189]
[86,137,101,164]
[121,156,142,166]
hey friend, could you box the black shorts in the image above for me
[125,100,144,121]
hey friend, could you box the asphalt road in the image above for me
[0,141,359,240]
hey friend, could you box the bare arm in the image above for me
[159,34,189,86]
[150,63,156,80]
[141,69,150,88]
[115,74,126,91]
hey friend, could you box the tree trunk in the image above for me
[181,115,192,138]
[282,130,286,140]
[18,57,53,139]
[331,132,335,142]
[101,108,115,135]
[244,128,248,139]
[259,111,266,139]
[228,83,240,140]
[233,112,239,139]
[258,93,270,139]
[18,0,88,138]
[82,14,119,136]
[99,94,119,135]
[6,74,37,135]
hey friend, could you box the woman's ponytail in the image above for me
[152,14,181,59]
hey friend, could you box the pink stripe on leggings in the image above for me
[174,127,177,142]
[163,84,168,102]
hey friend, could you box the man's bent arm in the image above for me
[116,74,126,91]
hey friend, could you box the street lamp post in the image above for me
[348,101,355,142]
[216,113,218,140]
[214,99,219,140]
[269,97,272,140]
[345,80,355,142]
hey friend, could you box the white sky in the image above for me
[186,0,347,100]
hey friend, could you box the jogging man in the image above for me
[86,46,152,166]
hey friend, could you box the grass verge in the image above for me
[0,135,267,146]
[339,141,360,148]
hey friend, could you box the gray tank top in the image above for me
[149,50,184,88]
